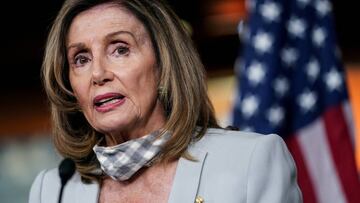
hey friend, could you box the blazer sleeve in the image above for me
[246,134,303,203]
[29,169,47,203]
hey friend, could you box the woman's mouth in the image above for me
[93,93,125,112]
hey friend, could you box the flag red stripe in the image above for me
[323,105,360,202]
[286,135,318,203]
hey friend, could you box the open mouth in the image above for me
[93,93,125,107]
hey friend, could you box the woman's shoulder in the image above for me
[192,129,302,202]
[192,127,285,154]
[187,127,292,168]
[29,167,99,203]
[29,168,60,203]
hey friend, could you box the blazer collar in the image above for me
[168,147,208,203]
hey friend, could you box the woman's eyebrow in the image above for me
[66,30,142,51]
[67,43,87,52]
[105,30,139,44]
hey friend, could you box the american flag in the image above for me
[232,0,360,202]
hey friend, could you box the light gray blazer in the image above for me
[29,128,302,203]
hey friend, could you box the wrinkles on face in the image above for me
[67,3,165,144]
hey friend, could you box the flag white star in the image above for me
[281,47,298,66]
[297,90,317,112]
[253,31,273,54]
[273,77,290,97]
[297,0,310,7]
[287,17,306,38]
[306,58,320,82]
[312,27,326,47]
[315,0,332,17]
[237,20,248,40]
[267,106,285,126]
[247,61,266,86]
[324,68,343,91]
[260,2,281,22]
[241,95,259,118]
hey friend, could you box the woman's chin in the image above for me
[95,123,129,135]
[91,113,135,132]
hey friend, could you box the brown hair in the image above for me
[42,0,219,181]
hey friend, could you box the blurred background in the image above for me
[1,0,360,202]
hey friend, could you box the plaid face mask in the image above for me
[93,131,170,181]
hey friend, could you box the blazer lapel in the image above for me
[168,148,207,203]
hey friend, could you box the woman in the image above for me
[29,0,302,202]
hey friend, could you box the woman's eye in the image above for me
[74,55,90,66]
[114,46,129,56]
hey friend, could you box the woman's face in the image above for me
[67,4,165,140]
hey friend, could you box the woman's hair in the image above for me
[43,0,219,181]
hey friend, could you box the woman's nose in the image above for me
[91,59,114,85]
